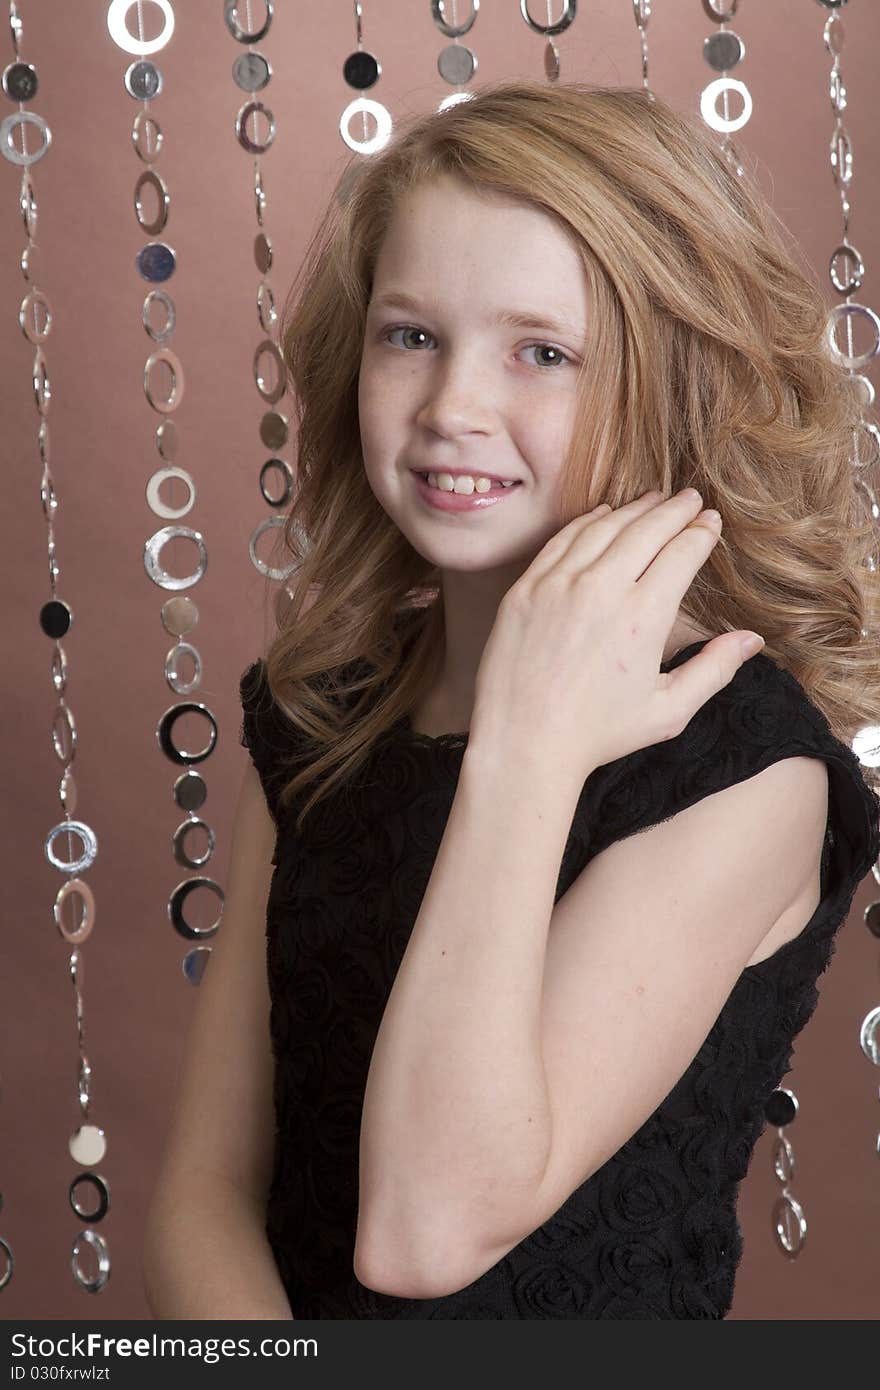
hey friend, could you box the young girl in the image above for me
[143,81,879,1321]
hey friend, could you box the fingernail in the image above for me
[740,633,765,659]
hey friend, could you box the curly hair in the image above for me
[257,79,878,835]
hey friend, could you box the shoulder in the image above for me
[581,639,879,893]
[239,658,291,754]
[238,658,307,830]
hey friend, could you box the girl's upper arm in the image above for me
[151,757,279,1203]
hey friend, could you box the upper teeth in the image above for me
[425,472,516,493]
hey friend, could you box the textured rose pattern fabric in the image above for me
[239,638,879,1319]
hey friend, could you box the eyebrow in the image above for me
[369,290,585,340]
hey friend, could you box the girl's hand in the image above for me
[470,489,764,778]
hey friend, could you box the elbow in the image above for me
[353,1241,419,1299]
[354,1217,503,1301]
[353,1241,471,1301]
[354,1172,537,1299]
[353,1228,442,1300]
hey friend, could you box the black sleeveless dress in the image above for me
[238,638,879,1319]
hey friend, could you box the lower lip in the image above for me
[410,472,522,511]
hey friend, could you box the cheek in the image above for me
[357,389,385,468]
[358,371,402,452]
[515,413,571,483]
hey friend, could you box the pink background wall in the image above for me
[2,1,878,1321]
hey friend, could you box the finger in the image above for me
[519,502,616,585]
[571,488,707,584]
[632,511,721,625]
[529,491,663,582]
[657,631,764,742]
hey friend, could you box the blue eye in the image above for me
[380,325,573,369]
[520,343,571,369]
[384,325,432,352]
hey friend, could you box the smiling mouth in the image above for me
[414,472,521,490]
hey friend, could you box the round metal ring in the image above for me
[45,821,98,876]
[249,515,298,580]
[157,703,218,765]
[259,457,294,507]
[772,1134,796,1184]
[143,522,207,586]
[859,1004,880,1064]
[771,1192,806,1259]
[144,526,208,591]
[253,339,286,403]
[702,0,738,20]
[71,1228,111,1293]
[172,816,215,869]
[339,97,393,155]
[519,0,577,37]
[77,1055,92,1112]
[144,347,185,413]
[54,878,96,945]
[224,0,273,44]
[235,99,276,154]
[32,347,51,415]
[826,302,880,371]
[107,0,174,56]
[157,418,179,461]
[700,76,752,134]
[51,645,69,695]
[142,288,176,343]
[829,242,864,295]
[0,110,51,166]
[169,877,224,940]
[830,126,853,188]
[0,1238,13,1291]
[132,109,163,162]
[165,640,202,695]
[431,0,479,39]
[19,286,51,344]
[146,465,195,520]
[134,168,169,236]
[69,1173,110,1223]
[51,701,75,762]
[257,280,277,332]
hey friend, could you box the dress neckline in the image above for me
[395,638,713,746]
[396,713,470,747]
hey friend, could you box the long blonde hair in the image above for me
[259,79,878,835]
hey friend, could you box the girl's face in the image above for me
[358,176,591,583]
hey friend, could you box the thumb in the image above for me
[663,631,764,734]
[737,630,766,660]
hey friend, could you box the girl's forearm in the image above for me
[143,1170,293,1320]
[356,741,584,1294]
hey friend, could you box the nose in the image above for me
[415,355,495,438]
